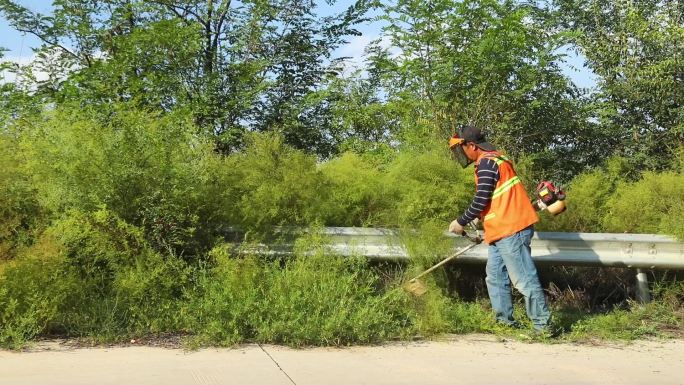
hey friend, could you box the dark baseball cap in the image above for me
[458,125,496,151]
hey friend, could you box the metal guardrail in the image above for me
[271,227,683,303]
[231,227,683,302]
[317,227,684,268]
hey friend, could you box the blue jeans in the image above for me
[486,225,550,330]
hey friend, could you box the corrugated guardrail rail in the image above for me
[321,228,684,268]
[239,227,684,303]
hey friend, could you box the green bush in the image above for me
[659,200,684,240]
[49,209,188,338]
[383,148,472,227]
[537,154,684,240]
[0,256,65,349]
[603,171,684,235]
[185,235,412,346]
[227,133,329,232]
[0,209,188,348]
[537,157,628,232]
[319,152,391,226]
[566,289,683,342]
[17,104,223,256]
[0,132,42,259]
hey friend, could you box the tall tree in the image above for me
[555,0,684,172]
[252,0,373,156]
[0,0,372,155]
[368,0,605,179]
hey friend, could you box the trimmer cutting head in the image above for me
[403,223,482,297]
[403,278,428,296]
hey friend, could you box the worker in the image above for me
[447,125,551,333]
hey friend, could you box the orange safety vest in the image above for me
[475,151,538,244]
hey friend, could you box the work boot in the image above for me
[497,320,524,329]
[531,324,563,339]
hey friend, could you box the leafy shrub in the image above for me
[603,171,684,235]
[659,200,684,240]
[0,133,42,259]
[537,154,684,239]
[537,157,628,232]
[319,152,391,226]
[228,133,329,232]
[49,209,188,338]
[383,148,472,227]
[0,209,188,348]
[16,104,224,256]
[0,256,66,349]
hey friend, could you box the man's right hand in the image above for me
[448,219,464,235]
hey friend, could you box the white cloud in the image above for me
[335,33,396,76]
[0,47,85,87]
[0,54,45,85]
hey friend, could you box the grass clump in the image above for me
[1,104,684,348]
[563,299,683,342]
[566,308,660,341]
[0,209,189,348]
[0,257,64,349]
[185,233,412,347]
[538,278,684,342]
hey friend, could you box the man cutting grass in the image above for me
[448,125,551,333]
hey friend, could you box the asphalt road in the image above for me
[1,335,683,385]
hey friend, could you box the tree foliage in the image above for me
[364,0,606,179]
[1,0,684,348]
[555,0,684,172]
[3,0,679,173]
[0,0,373,154]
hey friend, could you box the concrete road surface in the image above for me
[1,335,683,385]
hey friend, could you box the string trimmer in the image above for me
[403,223,482,296]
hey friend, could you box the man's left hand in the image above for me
[448,219,464,235]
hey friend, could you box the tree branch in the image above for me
[215,0,231,33]
[148,0,209,28]
[14,26,81,64]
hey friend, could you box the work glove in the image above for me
[448,219,464,235]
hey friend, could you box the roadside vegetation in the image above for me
[1,118,682,349]
[1,0,683,349]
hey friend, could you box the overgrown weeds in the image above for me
[184,234,412,347]
[1,106,683,349]
[3,237,684,349]
[0,224,492,349]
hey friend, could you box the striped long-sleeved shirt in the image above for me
[457,158,500,226]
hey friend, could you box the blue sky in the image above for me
[1,0,596,89]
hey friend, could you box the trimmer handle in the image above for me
[461,222,483,244]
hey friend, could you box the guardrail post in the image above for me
[635,268,651,304]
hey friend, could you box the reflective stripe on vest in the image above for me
[475,152,538,244]
[492,176,521,199]
[492,155,510,165]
